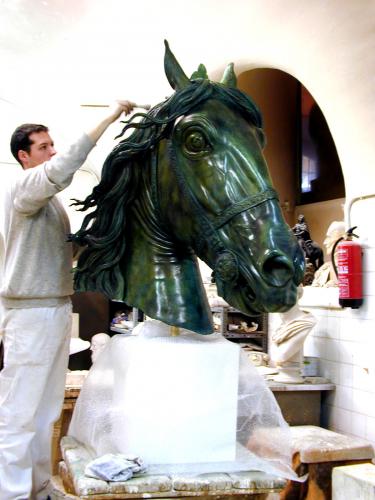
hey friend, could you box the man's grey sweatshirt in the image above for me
[0,134,95,308]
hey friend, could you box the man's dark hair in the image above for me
[10,123,49,164]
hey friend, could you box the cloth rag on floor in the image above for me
[85,454,147,482]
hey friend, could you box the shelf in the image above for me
[109,301,143,336]
[110,326,132,334]
[227,306,252,313]
[211,305,268,351]
[224,331,265,339]
[211,305,260,317]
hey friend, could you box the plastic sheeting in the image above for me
[68,320,302,481]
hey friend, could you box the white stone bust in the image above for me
[312,220,345,287]
[271,287,317,383]
[90,332,111,364]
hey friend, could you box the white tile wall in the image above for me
[351,412,367,437]
[319,359,340,384]
[351,295,375,320]
[352,365,370,391]
[327,406,353,434]
[339,363,353,388]
[363,248,375,272]
[366,417,375,443]
[365,272,375,296]
[352,390,375,418]
[267,199,375,450]
[326,315,341,340]
[339,340,354,364]
[332,385,353,411]
[325,339,341,362]
[269,290,375,445]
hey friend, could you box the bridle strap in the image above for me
[154,142,279,270]
[212,188,279,230]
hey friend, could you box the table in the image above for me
[52,435,286,499]
[268,377,335,426]
[52,386,81,474]
[281,425,374,499]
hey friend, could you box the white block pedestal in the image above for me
[112,321,240,464]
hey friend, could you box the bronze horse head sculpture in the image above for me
[71,41,304,334]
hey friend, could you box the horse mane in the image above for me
[71,79,263,298]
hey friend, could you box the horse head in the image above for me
[72,41,304,334]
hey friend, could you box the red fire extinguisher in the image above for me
[332,226,363,309]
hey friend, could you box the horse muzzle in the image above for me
[260,246,305,288]
[213,241,305,315]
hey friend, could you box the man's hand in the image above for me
[107,100,137,123]
[87,100,150,144]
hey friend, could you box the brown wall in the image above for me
[70,291,109,370]
[295,198,345,258]
[237,68,299,226]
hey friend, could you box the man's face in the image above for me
[19,131,57,169]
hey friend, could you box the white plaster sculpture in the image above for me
[69,312,90,355]
[312,220,345,287]
[70,338,90,355]
[90,332,111,363]
[271,287,317,383]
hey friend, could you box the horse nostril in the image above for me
[262,254,294,287]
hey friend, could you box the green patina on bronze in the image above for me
[71,41,304,334]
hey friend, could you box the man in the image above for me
[0,100,135,500]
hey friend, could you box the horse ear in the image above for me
[164,40,190,90]
[220,63,237,88]
[190,63,209,80]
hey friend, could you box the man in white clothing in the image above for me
[0,100,135,500]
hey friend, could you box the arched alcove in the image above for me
[237,68,345,249]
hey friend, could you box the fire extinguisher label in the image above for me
[338,265,349,274]
[337,243,362,299]
[339,277,350,298]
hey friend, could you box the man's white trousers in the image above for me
[0,302,71,500]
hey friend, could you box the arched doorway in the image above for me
[237,68,345,249]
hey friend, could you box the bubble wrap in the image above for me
[69,320,301,481]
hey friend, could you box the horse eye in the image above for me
[184,130,208,153]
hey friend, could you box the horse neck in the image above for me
[130,154,175,255]
[121,151,213,334]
